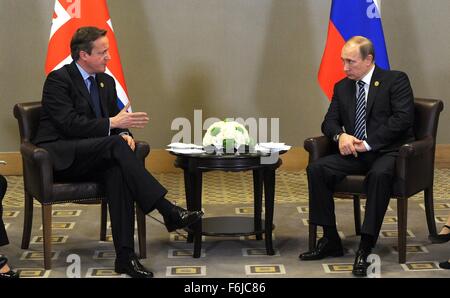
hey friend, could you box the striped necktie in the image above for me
[354,80,366,140]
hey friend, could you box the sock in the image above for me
[154,197,175,218]
[323,225,340,243]
[359,234,374,251]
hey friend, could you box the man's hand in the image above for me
[338,133,359,157]
[121,134,135,151]
[354,140,368,153]
[110,102,149,129]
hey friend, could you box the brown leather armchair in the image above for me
[304,98,444,263]
[13,102,149,269]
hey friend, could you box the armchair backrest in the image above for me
[13,102,52,201]
[13,101,42,143]
[413,98,444,176]
[413,98,444,142]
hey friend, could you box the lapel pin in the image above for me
[100,82,105,88]
[374,81,380,87]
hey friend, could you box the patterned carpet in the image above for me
[2,169,450,278]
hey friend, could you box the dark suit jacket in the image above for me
[321,66,415,152]
[33,61,129,170]
[0,175,8,246]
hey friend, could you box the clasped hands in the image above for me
[338,133,367,157]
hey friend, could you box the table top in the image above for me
[171,150,285,171]
[169,150,286,159]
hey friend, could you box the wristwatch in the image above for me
[333,132,343,142]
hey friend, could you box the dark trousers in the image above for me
[53,136,167,257]
[0,175,9,247]
[307,151,397,239]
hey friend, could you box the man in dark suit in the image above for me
[299,36,415,277]
[0,174,19,278]
[33,26,203,278]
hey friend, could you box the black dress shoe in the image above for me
[299,237,344,261]
[430,225,450,244]
[0,269,19,278]
[0,255,19,279]
[352,249,371,277]
[439,260,450,269]
[0,255,7,268]
[115,254,153,278]
[429,233,450,244]
[164,205,204,232]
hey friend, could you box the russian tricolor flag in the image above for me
[318,0,390,100]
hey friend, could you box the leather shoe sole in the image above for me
[299,248,344,261]
[114,256,154,278]
[352,266,368,277]
[115,265,154,278]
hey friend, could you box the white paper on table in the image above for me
[255,143,291,153]
[167,142,203,149]
[166,148,205,154]
[258,142,286,149]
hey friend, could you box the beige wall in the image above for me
[0,0,449,152]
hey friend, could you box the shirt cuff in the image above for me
[363,141,371,151]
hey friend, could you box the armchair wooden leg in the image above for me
[353,195,361,236]
[397,198,408,264]
[136,206,147,259]
[42,204,52,270]
[182,170,194,243]
[100,201,107,241]
[253,169,263,241]
[21,191,34,249]
[424,187,437,236]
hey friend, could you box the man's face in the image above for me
[341,44,373,81]
[80,36,111,74]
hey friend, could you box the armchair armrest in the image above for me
[398,136,433,158]
[395,136,434,196]
[20,142,54,200]
[304,135,335,163]
[134,140,150,163]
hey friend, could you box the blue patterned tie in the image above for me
[354,80,366,140]
[88,76,102,118]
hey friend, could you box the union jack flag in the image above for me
[45,0,130,109]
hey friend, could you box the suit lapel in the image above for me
[96,74,109,117]
[67,62,96,114]
[346,80,357,133]
[366,66,382,119]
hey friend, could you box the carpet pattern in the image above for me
[2,169,450,278]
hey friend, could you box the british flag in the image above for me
[45,0,130,109]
